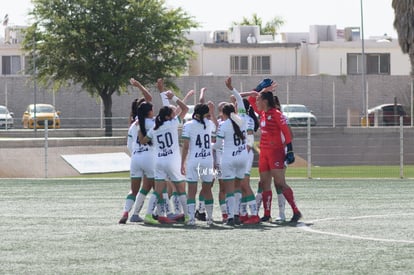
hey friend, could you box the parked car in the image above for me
[0,105,14,129]
[22,104,61,129]
[366,104,411,126]
[281,104,317,126]
[183,105,195,123]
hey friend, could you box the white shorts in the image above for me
[130,152,155,179]
[245,149,254,175]
[186,159,214,184]
[220,155,247,181]
[155,159,186,183]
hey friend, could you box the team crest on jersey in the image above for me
[261,120,266,127]
[267,115,272,120]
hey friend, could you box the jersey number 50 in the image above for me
[156,132,173,149]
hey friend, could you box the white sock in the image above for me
[133,192,147,215]
[205,202,214,221]
[248,199,258,216]
[240,200,248,217]
[163,192,172,215]
[220,201,227,215]
[171,192,182,214]
[187,202,196,220]
[146,194,158,216]
[255,192,262,213]
[225,195,235,219]
[234,191,242,216]
[123,194,136,213]
[277,193,286,219]
[179,194,188,216]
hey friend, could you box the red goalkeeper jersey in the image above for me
[248,96,292,149]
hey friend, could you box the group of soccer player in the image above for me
[119,76,302,226]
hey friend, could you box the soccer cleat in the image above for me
[239,215,249,223]
[275,217,286,223]
[226,218,235,226]
[158,216,176,224]
[289,212,302,223]
[130,214,143,223]
[152,214,159,220]
[186,219,196,226]
[206,218,214,225]
[222,213,228,223]
[260,215,272,222]
[244,215,261,225]
[144,214,160,225]
[168,213,185,222]
[234,215,241,225]
[119,213,128,224]
[195,210,207,221]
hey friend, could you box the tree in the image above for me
[231,13,284,37]
[392,0,414,77]
[263,16,285,39]
[23,0,197,136]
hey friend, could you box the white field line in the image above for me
[297,213,414,244]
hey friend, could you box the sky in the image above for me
[1,0,397,38]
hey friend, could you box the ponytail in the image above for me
[192,103,210,129]
[137,101,153,145]
[243,98,259,132]
[154,106,173,130]
[223,104,244,141]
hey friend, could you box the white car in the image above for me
[281,104,317,126]
[0,105,14,129]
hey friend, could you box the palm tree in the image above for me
[392,0,414,77]
[231,13,284,36]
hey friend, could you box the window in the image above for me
[230,56,248,74]
[347,53,390,75]
[2,56,21,75]
[252,56,271,75]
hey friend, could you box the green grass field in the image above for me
[1,178,414,274]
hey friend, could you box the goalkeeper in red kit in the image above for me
[246,79,302,223]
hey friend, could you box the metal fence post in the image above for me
[400,116,404,179]
[44,120,48,179]
[307,117,312,179]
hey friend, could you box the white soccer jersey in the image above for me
[147,117,181,160]
[182,118,215,163]
[146,116,185,182]
[214,115,248,180]
[129,118,156,179]
[182,118,215,183]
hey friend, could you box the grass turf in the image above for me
[1,178,414,274]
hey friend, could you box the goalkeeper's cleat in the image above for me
[118,212,128,224]
[244,215,261,225]
[130,214,143,223]
[144,214,160,225]
[289,212,302,223]
[195,210,207,221]
[158,216,176,224]
[260,215,272,222]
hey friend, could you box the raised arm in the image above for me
[207,101,218,129]
[157,78,170,106]
[130,78,152,102]
[225,77,246,114]
[165,91,189,121]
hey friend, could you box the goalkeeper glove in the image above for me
[255,78,273,92]
[285,143,295,164]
